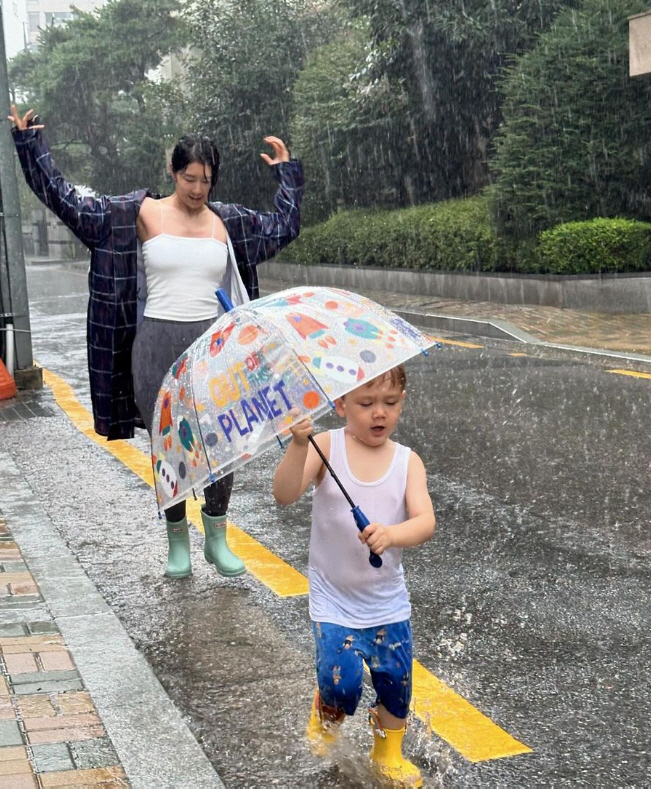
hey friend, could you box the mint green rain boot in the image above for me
[201,509,245,577]
[165,517,192,579]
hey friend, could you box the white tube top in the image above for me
[142,234,229,321]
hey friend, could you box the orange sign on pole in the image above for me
[0,358,17,400]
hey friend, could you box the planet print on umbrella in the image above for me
[302,390,321,409]
[344,318,382,341]
[237,324,260,345]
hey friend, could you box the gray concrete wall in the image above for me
[22,210,85,261]
[263,261,651,314]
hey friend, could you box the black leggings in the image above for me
[164,472,234,523]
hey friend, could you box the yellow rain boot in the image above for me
[369,708,422,787]
[305,689,345,757]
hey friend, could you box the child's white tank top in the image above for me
[308,427,412,628]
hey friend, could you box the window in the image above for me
[44,11,73,27]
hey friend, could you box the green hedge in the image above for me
[278,198,651,274]
[537,218,651,274]
[278,194,511,272]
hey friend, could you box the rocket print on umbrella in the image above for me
[286,312,336,349]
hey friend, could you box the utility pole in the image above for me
[0,0,40,388]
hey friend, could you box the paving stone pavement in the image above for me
[400,297,651,355]
[0,514,128,788]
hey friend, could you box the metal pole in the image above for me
[0,1,34,374]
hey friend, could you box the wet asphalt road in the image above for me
[4,263,650,787]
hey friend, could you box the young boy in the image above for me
[273,364,435,787]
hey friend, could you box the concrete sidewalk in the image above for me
[25,257,651,356]
[26,257,651,356]
[392,295,651,356]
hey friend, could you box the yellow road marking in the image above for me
[41,368,308,597]
[431,336,484,349]
[509,352,528,357]
[42,365,530,762]
[607,369,651,380]
[411,660,531,761]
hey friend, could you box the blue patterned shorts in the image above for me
[311,620,412,719]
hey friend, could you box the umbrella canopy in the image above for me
[151,286,435,512]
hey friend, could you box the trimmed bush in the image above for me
[491,0,651,239]
[537,218,651,274]
[279,194,511,272]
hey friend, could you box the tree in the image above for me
[336,0,577,205]
[491,0,651,239]
[182,0,339,207]
[10,0,188,195]
[290,23,400,222]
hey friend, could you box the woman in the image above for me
[10,105,304,580]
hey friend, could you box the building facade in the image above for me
[25,0,107,49]
[3,0,29,59]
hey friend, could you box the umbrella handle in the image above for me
[351,506,383,568]
[216,288,234,312]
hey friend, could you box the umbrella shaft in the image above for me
[308,435,355,509]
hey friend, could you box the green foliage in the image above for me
[290,21,406,223]
[277,193,509,271]
[183,0,339,207]
[9,0,188,195]
[332,0,576,204]
[537,218,651,274]
[491,0,651,240]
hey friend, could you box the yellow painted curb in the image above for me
[430,336,484,349]
[411,660,532,762]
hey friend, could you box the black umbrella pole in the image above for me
[308,435,355,508]
[308,436,383,568]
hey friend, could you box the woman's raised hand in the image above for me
[7,105,44,131]
[260,136,290,166]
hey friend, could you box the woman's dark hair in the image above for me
[170,135,220,188]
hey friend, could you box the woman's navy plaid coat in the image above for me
[13,127,304,440]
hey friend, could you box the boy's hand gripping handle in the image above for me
[351,506,383,568]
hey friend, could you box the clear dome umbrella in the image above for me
[151,286,437,567]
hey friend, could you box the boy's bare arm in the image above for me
[273,423,329,506]
[359,452,435,554]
